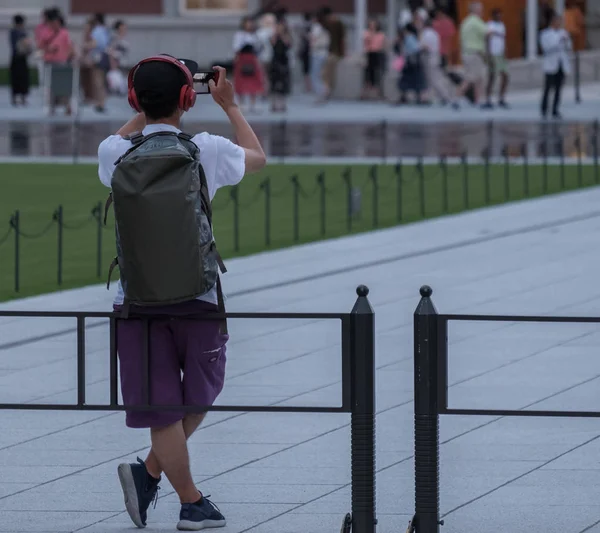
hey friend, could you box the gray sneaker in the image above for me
[177,495,226,530]
[117,457,161,528]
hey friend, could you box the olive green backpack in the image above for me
[104,131,227,319]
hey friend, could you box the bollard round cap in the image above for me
[419,285,432,298]
[356,285,369,297]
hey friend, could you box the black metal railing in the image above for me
[0,285,376,533]
[409,285,600,533]
[3,151,599,300]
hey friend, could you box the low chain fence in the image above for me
[1,152,598,299]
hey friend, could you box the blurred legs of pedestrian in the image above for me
[456,52,486,106]
[361,51,385,100]
[80,65,95,104]
[485,55,509,108]
[301,50,312,92]
[322,54,340,100]
[91,66,106,112]
[425,60,459,109]
[541,66,565,119]
[311,53,327,103]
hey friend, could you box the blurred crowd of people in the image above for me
[9,6,129,114]
[231,5,346,113]
[391,0,576,118]
[7,1,585,118]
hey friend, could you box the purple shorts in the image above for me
[114,300,228,429]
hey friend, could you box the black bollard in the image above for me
[350,285,377,533]
[413,285,443,533]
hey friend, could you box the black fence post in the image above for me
[370,165,379,228]
[461,152,469,209]
[521,144,529,197]
[350,285,377,533]
[413,285,442,533]
[231,186,240,252]
[559,140,565,190]
[261,177,271,247]
[440,155,448,213]
[317,171,326,237]
[576,134,583,187]
[291,175,300,242]
[594,129,599,184]
[503,145,510,201]
[10,210,20,293]
[54,205,64,286]
[575,51,581,104]
[418,157,426,218]
[381,120,387,164]
[343,167,353,232]
[92,202,102,278]
[542,141,548,193]
[395,161,403,222]
[483,147,490,205]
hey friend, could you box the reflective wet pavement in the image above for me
[0,120,598,160]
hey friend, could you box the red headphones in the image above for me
[127,54,197,113]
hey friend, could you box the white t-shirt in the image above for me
[310,22,330,56]
[233,30,261,54]
[256,26,274,63]
[420,27,440,66]
[487,20,506,57]
[97,123,246,306]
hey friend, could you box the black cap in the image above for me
[132,56,198,107]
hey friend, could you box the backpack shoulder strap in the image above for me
[177,132,193,142]
[123,131,144,145]
[114,131,182,165]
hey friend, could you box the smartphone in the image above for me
[193,71,219,94]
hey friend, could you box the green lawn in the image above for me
[0,161,597,302]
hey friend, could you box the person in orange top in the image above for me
[564,0,585,51]
[361,18,387,100]
[431,7,457,69]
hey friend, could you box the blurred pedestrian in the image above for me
[431,7,456,69]
[396,23,427,105]
[269,19,292,112]
[34,8,53,90]
[233,17,264,113]
[361,18,386,100]
[256,13,276,96]
[420,15,458,108]
[298,13,313,92]
[456,1,490,107]
[484,8,509,109]
[320,6,345,100]
[90,13,110,112]
[41,9,74,115]
[310,10,330,104]
[106,20,129,95]
[80,16,97,104]
[540,12,572,119]
[9,14,32,106]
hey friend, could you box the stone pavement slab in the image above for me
[5,187,600,531]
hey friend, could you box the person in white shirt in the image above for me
[310,12,330,103]
[539,12,572,119]
[484,8,509,109]
[232,16,261,55]
[98,58,266,531]
[418,14,459,109]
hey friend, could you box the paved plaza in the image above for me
[0,80,598,125]
[2,183,600,532]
